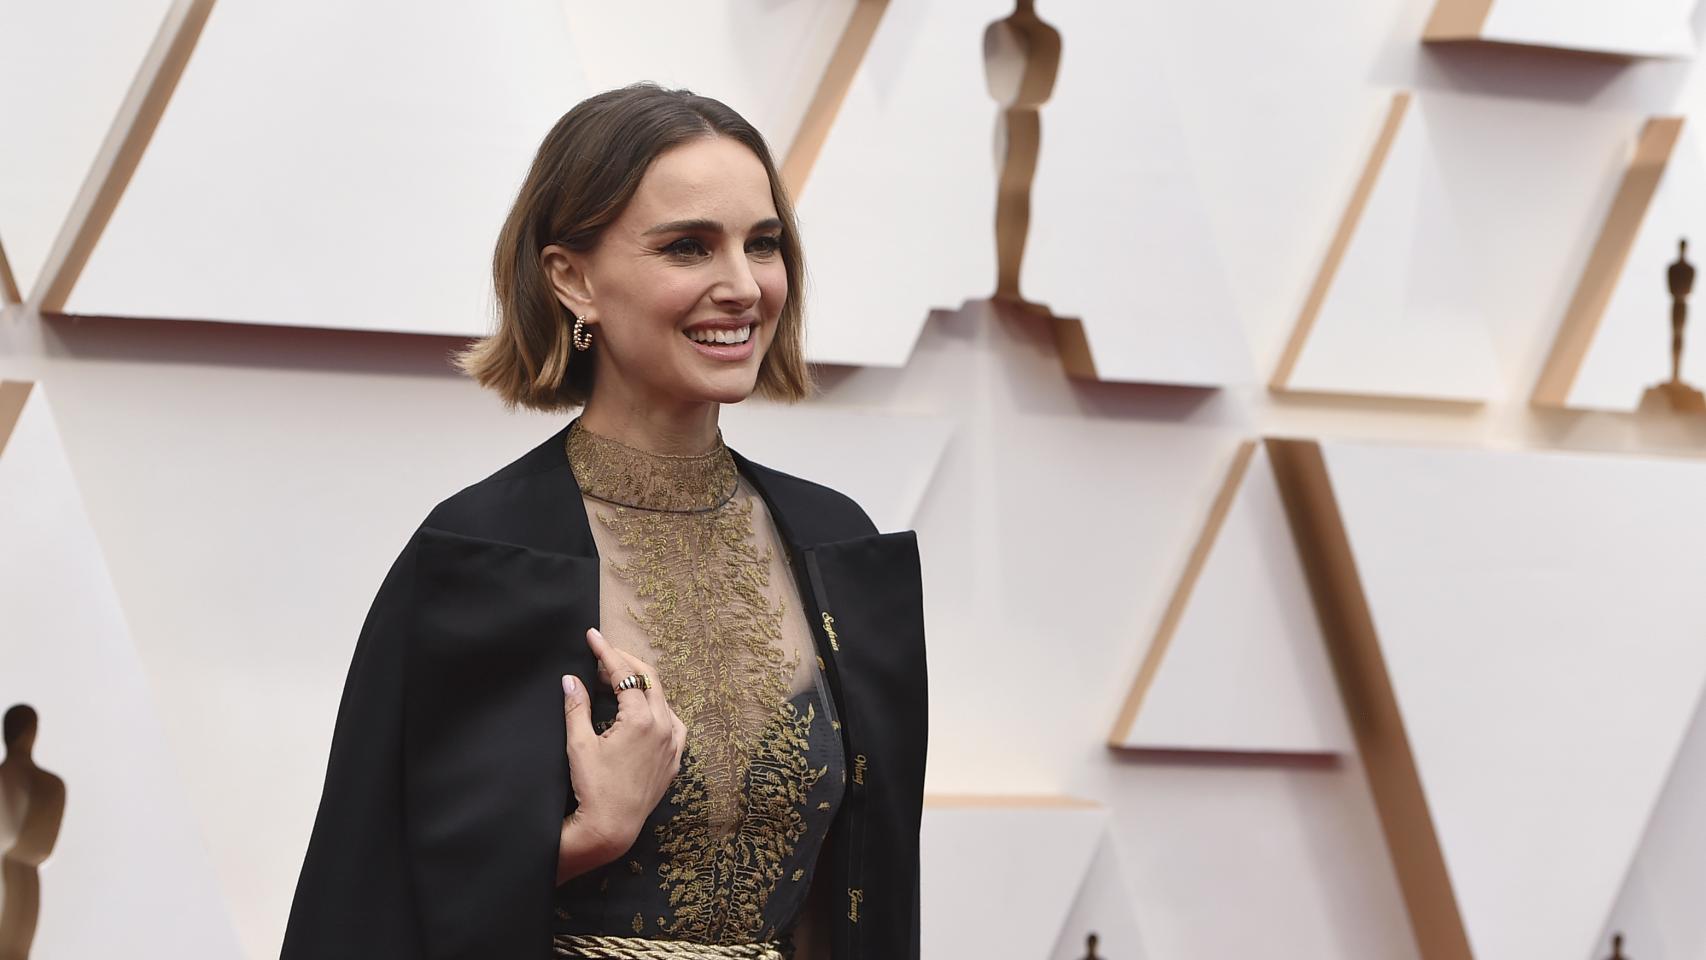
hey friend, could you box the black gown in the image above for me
[279,421,926,960]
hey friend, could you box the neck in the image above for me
[578,388,720,456]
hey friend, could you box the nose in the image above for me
[713,245,762,309]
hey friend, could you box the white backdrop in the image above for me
[9,1,1706,958]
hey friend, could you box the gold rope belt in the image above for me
[552,934,788,960]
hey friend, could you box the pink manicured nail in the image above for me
[563,675,578,696]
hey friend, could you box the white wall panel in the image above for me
[921,799,1106,960]
[560,1,856,163]
[0,384,241,959]
[1049,829,1149,960]
[1020,3,1249,387]
[794,0,1004,367]
[1601,683,1706,960]
[0,0,173,299]
[65,0,590,334]
[1283,95,1498,403]
[1325,439,1706,960]
[1119,443,1351,755]
[1570,123,1706,411]
[1434,0,1700,58]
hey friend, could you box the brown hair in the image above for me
[458,83,811,410]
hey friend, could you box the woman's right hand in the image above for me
[556,627,686,884]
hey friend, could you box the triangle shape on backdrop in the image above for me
[0,381,242,958]
[1050,827,1149,960]
[793,0,1004,368]
[1425,0,1699,59]
[1539,117,1706,413]
[1273,92,1497,403]
[1019,4,1249,387]
[921,797,1106,960]
[560,1,859,175]
[1109,440,1352,755]
[1599,676,1706,960]
[64,0,590,335]
[0,0,175,302]
[60,1,862,337]
[1293,438,1706,960]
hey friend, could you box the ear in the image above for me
[541,243,598,321]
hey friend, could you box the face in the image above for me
[545,135,789,412]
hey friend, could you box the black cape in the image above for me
[279,424,927,960]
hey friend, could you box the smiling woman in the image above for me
[279,84,927,960]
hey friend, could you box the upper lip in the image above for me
[683,317,757,333]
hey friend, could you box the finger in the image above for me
[561,675,596,756]
[611,647,671,722]
[670,714,686,761]
[586,627,651,726]
[595,631,672,721]
[586,627,641,695]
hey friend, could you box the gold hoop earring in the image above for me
[571,315,593,351]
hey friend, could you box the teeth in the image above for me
[686,325,751,345]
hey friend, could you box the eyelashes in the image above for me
[662,235,783,260]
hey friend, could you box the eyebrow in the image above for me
[642,217,784,237]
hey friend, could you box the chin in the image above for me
[701,379,761,404]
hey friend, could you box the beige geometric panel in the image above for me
[921,796,1106,960]
[1269,437,1706,960]
[1020,4,1248,387]
[0,234,17,305]
[1272,93,1497,404]
[1535,117,1706,413]
[1049,827,1148,960]
[0,382,242,958]
[1600,682,1706,959]
[63,0,590,334]
[1110,441,1351,756]
[560,2,859,167]
[1424,0,1699,58]
[720,403,952,532]
[0,0,175,302]
[794,0,1003,367]
[57,0,896,341]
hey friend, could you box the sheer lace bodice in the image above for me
[552,419,846,948]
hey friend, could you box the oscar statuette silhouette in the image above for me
[0,706,65,960]
[1639,238,1706,412]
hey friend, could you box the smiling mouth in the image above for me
[684,325,752,346]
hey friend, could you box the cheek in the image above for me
[759,263,789,319]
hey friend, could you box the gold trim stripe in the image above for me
[1264,438,1472,960]
[554,935,785,960]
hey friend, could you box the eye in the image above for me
[747,235,783,257]
[663,237,710,259]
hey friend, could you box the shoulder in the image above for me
[732,450,879,543]
[418,423,584,552]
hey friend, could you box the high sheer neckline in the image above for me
[565,417,738,513]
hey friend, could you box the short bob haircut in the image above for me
[458,83,811,410]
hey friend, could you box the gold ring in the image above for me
[615,673,653,693]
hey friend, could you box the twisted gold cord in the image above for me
[553,934,787,959]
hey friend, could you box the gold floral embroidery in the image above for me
[656,703,826,941]
[566,420,737,513]
[570,420,833,945]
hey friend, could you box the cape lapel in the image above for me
[404,426,601,960]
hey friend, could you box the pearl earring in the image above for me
[572,315,593,351]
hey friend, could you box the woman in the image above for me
[279,84,927,960]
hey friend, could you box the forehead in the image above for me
[621,136,777,226]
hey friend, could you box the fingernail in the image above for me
[563,675,578,697]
